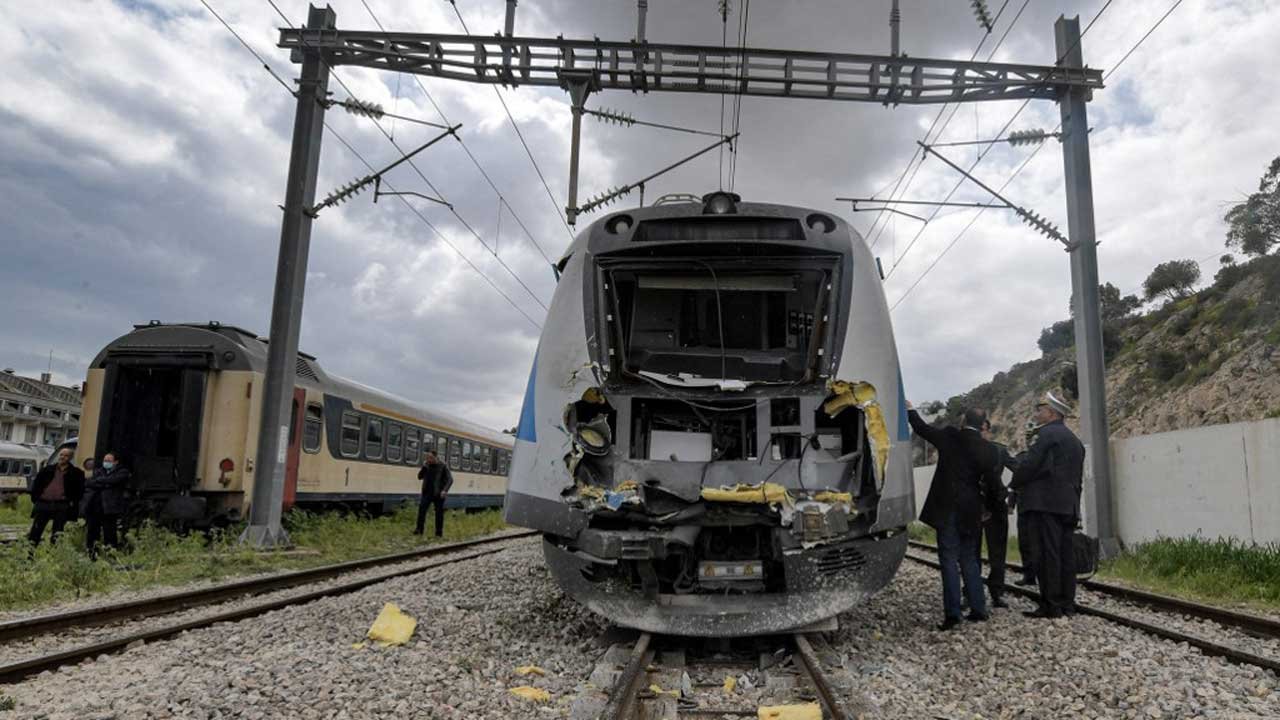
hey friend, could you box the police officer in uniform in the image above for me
[1009,392,1085,618]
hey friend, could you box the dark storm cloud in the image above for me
[2,0,1276,429]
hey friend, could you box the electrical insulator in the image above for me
[589,107,636,127]
[314,176,373,213]
[970,0,994,32]
[1007,129,1050,146]
[718,0,730,21]
[340,98,386,120]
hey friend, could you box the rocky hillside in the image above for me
[928,254,1280,448]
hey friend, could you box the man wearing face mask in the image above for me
[27,447,85,546]
[82,452,132,557]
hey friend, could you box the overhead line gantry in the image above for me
[248,4,1117,561]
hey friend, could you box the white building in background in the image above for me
[0,369,81,447]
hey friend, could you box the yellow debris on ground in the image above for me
[615,479,639,492]
[509,686,551,703]
[575,483,606,500]
[812,490,852,504]
[514,665,546,677]
[701,482,792,505]
[723,676,737,694]
[649,684,680,698]
[757,702,822,720]
[366,603,417,647]
[350,642,366,650]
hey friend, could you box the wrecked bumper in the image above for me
[543,531,906,637]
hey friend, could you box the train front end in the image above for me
[504,194,913,636]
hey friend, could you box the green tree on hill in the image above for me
[1224,156,1280,257]
[1143,259,1201,302]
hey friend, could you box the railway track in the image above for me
[595,631,858,719]
[0,529,538,684]
[904,543,1280,674]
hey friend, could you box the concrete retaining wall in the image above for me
[910,417,1280,546]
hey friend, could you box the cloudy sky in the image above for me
[2,0,1276,430]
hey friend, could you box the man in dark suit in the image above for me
[415,450,454,537]
[27,447,85,546]
[976,434,1019,608]
[1010,392,1085,619]
[909,404,1003,630]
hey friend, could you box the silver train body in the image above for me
[504,194,914,636]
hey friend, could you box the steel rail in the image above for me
[792,632,851,720]
[0,530,538,644]
[0,538,535,685]
[906,540,1280,639]
[601,631,653,720]
[903,552,1280,675]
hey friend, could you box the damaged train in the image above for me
[504,192,915,636]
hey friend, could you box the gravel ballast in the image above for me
[3,542,1277,719]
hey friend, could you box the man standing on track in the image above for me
[977,431,1018,609]
[27,447,85,546]
[415,450,454,537]
[1010,392,1085,619]
[908,403,1003,630]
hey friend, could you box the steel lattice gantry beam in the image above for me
[277,30,1103,105]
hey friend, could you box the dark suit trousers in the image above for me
[1026,511,1076,613]
[416,494,446,537]
[1016,510,1038,579]
[28,504,72,546]
[85,512,121,557]
[975,512,1008,593]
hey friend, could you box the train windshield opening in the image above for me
[607,265,833,383]
[100,364,206,494]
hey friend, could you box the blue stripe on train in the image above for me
[515,354,538,443]
[897,370,910,441]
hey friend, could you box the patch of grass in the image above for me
[1265,407,1280,420]
[907,522,936,545]
[0,494,33,526]
[0,692,15,711]
[0,504,507,612]
[1102,536,1280,611]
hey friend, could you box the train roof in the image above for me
[568,195,862,260]
[92,323,512,448]
[0,441,46,459]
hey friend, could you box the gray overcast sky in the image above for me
[2,0,1277,431]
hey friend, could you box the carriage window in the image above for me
[437,435,448,458]
[461,441,472,470]
[421,432,433,460]
[481,446,491,474]
[0,459,9,474]
[303,404,323,454]
[499,451,509,474]
[22,462,34,476]
[450,439,461,468]
[386,423,403,463]
[340,411,361,457]
[489,447,499,473]
[405,428,420,465]
[365,418,384,460]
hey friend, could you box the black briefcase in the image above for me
[1073,532,1100,577]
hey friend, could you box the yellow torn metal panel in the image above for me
[757,703,822,720]
[515,665,547,676]
[366,603,417,647]
[812,491,852,504]
[701,482,793,506]
[509,686,551,702]
[723,676,737,694]
[824,380,890,488]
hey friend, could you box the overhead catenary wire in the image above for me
[864,0,1016,251]
[264,0,551,312]
[879,0,1119,276]
[727,0,751,193]
[200,0,544,328]
[354,0,561,268]
[443,1,577,249]
[889,0,1186,311]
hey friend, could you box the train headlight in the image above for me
[702,191,740,215]
[575,417,613,456]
